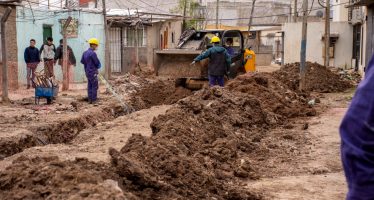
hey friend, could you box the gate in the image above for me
[109,27,122,73]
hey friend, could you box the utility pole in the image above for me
[182,0,188,32]
[293,0,298,22]
[102,0,111,79]
[248,0,256,32]
[215,0,219,29]
[299,0,308,91]
[61,16,72,91]
[1,7,12,103]
[324,0,330,67]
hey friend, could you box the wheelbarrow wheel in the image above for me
[47,98,52,105]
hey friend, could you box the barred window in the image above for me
[123,27,147,47]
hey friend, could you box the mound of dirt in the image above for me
[109,87,277,199]
[129,79,193,110]
[272,62,353,93]
[111,74,193,110]
[226,73,316,119]
[0,156,131,200]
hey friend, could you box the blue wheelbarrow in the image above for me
[35,86,59,105]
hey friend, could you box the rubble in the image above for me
[226,73,316,119]
[0,156,128,200]
[272,62,353,93]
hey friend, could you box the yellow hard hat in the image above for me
[210,36,221,43]
[88,38,99,45]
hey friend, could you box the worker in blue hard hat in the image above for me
[81,38,101,104]
[191,36,231,87]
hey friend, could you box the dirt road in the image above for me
[246,92,351,199]
[0,105,171,170]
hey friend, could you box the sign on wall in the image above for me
[59,19,79,38]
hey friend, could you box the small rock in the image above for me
[302,123,309,130]
[308,99,316,106]
[315,98,321,103]
[99,136,105,140]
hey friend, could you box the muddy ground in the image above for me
[0,66,355,199]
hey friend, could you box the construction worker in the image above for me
[191,36,231,87]
[225,38,235,57]
[244,47,256,72]
[40,37,56,78]
[24,39,40,89]
[81,38,101,104]
[340,54,374,199]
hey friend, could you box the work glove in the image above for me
[190,61,196,66]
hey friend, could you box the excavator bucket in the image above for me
[154,50,208,77]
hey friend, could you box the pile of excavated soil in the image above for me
[0,156,130,200]
[226,73,316,119]
[272,62,353,93]
[109,87,278,199]
[111,74,193,110]
[129,79,193,110]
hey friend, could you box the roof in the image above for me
[107,9,182,25]
[345,0,374,7]
[0,0,22,5]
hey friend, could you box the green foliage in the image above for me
[170,0,204,29]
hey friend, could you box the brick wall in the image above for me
[0,5,19,91]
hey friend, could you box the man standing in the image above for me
[340,53,374,199]
[24,39,40,89]
[55,39,76,84]
[225,38,235,57]
[81,38,101,104]
[40,37,56,78]
[192,36,231,87]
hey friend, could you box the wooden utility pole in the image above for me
[248,0,256,32]
[1,7,12,103]
[61,16,72,91]
[293,0,298,22]
[299,0,308,91]
[215,0,219,29]
[102,0,111,79]
[182,0,188,32]
[324,0,330,67]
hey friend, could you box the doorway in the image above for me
[43,25,52,43]
[353,24,361,71]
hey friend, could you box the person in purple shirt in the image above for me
[80,38,101,104]
[340,53,374,199]
[224,38,235,57]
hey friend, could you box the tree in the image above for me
[170,0,203,30]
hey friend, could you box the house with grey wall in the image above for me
[107,9,182,74]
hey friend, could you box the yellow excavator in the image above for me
[154,29,246,89]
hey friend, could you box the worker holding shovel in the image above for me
[81,38,101,104]
[191,36,231,87]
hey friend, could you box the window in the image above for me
[124,27,147,47]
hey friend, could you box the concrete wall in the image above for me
[16,7,105,84]
[283,22,353,69]
[119,19,182,73]
[333,0,349,22]
[0,5,18,90]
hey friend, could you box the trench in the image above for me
[0,80,194,160]
[0,104,127,159]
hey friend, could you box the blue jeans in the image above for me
[209,75,224,87]
[87,75,98,102]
